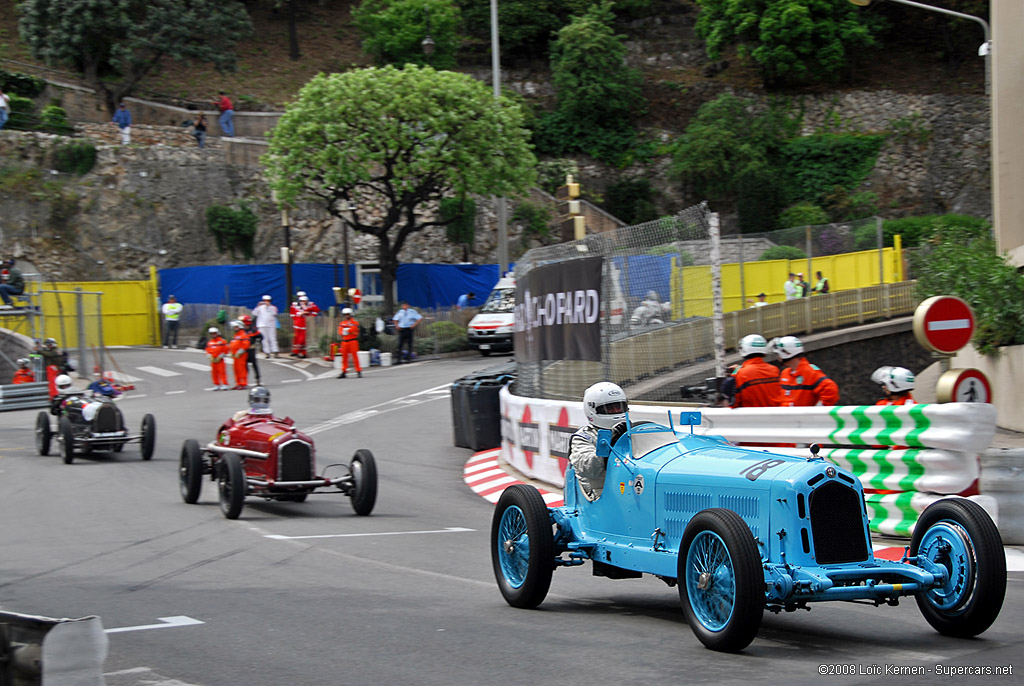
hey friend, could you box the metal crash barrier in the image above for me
[0,611,107,685]
[497,387,1012,540]
[0,383,50,412]
[451,362,516,452]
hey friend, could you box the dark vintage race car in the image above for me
[491,413,1006,652]
[179,410,377,520]
[35,393,156,465]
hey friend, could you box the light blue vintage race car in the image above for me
[490,413,1006,652]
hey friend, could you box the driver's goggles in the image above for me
[596,401,627,415]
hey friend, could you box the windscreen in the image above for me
[629,430,679,459]
[479,288,515,314]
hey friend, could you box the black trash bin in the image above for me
[450,379,470,449]
[451,363,516,450]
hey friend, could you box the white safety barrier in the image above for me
[499,387,998,536]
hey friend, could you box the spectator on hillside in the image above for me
[746,292,768,308]
[797,272,810,297]
[813,270,830,295]
[112,101,132,145]
[0,257,25,308]
[783,273,801,300]
[214,91,234,137]
[193,111,208,148]
[0,87,11,130]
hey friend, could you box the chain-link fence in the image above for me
[514,203,715,401]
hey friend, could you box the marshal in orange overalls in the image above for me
[205,334,229,388]
[229,329,251,389]
[337,316,361,376]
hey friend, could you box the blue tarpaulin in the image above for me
[158,263,501,310]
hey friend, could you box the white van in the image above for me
[467,275,516,356]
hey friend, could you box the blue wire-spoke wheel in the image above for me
[490,484,554,609]
[679,509,763,652]
[686,530,736,632]
[910,499,1006,637]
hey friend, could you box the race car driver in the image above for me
[731,334,783,408]
[774,335,839,407]
[569,382,629,502]
[230,386,277,423]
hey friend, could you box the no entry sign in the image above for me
[936,368,991,404]
[913,296,975,354]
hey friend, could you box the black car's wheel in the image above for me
[35,412,51,456]
[911,498,1006,638]
[218,452,245,519]
[491,484,554,609]
[349,449,378,516]
[59,416,76,464]
[179,439,204,504]
[679,509,764,652]
[140,414,156,460]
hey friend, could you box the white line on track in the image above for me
[105,616,204,634]
[136,365,181,377]
[166,390,186,395]
[281,378,302,383]
[264,526,474,541]
[175,361,212,372]
[303,384,450,435]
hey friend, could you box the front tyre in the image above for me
[218,452,245,519]
[679,509,763,652]
[36,412,51,456]
[59,416,76,464]
[179,439,203,504]
[491,484,554,609]
[349,449,378,516]
[140,414,156,460]
[911,498,1006,637]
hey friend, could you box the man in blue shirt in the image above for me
[456,292,475,309]
[112,102,132,144]
[392,302,422,364]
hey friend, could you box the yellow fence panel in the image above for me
[27,277,158,347]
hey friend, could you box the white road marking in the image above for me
[264,526,474,541]
[304,386,449,435]
[927,318,970,331]
[175,361,212,372]
[103,370,142,383]
[271,360,315,379]
[136,365,181,377]
[103,666,204,685]
[166,390,187,395]
[105,615,204,634]
[282,378,302,383]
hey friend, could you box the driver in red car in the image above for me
[228,386,281,425]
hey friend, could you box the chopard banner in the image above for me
[514,256,603,362]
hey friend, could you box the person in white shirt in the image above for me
[252,295,280,358]
[161,295,184,348]
[0,88,11,130]
[747,292,768,308]
[783,273,801,300]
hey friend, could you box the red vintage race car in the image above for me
[178,388,377,519]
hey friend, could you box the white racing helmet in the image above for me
[55,374,74,393]
[208,327,220,335]
[583,382,629,430]
[230,320,244,329]
[881,366,915,393]
[774,335,804,360]
[342,307,353,315]
[870,366,893,386]
[739,334,769,358]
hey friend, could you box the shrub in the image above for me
[605,178,658,225]
[39,105,72,135]
[513,201,554,245]
[354,0,461,69]
[779,134,886,206]
[0,69,46,98]
[536,159,579,195]
[912,226,1024,355]
[206,204,259,257]
[5,94,36,131]
[759,245,807,261]
[779,202,829,229]
[441,195,476,257]
[51,142,97,175]
[853,214,990,251]
[428,320,469,352]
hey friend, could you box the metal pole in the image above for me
[738,235,746,308]
[75,288,88,380]
[96,293,104,376]
[877,216,884,284]
[491,0,508,274]
[343,208,352,293]
[710,212,725,380]
[282,207,293,305]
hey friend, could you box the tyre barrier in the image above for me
[0,611,107,685]
[498,387,1008,539]
[451,362,516,452]
[0,382,51,412]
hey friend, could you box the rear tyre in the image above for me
[349,449,378,516]
[911,498,1006,638]
[59,416,75,464]
[35,412,51,456]
[679,508,763,652]
[218,452,245,519]
[179,439,203,504]
[140,414,156,460]
[491,484,554,609]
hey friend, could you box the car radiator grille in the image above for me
[95,404,120,432]
[279,440,313,482]
[808,481,869,564]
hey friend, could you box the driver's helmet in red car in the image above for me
[248,385,272,415]
[583,382,628,430]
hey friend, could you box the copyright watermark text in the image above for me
[818,664,1014,677]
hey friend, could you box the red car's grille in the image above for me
[279,440,313,482]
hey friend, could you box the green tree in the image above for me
[456,0,597,60]
[263,66,536,314]
[18,0,252,114]
[354,0,461,70]
[695,0,879,86]
[535,1,645,161]
[440,195,476,261]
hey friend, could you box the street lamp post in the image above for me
[272,191,294,305]
[491,0,509,275]
[342,200,353,294]
[421,6,435,57]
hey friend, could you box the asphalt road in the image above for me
[1,348,1021,685]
